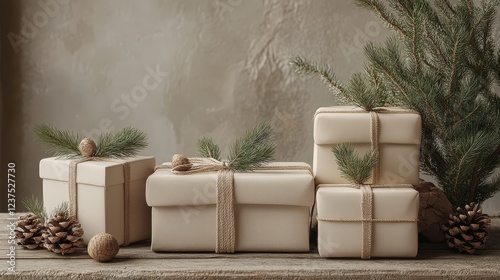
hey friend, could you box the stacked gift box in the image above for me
[314,106,421,258]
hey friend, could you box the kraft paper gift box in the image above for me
[313,106,421,185]
[146,162,314,252]
[40,156,155,245]
[316,184,419,258]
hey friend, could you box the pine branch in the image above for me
[291,56,386,109]
[34,123,81,157]
[22,195,47,222]
[94,127,148,158]
[290,56,351,104]
[332,143,378,185]
[35,123,148,158]
[197,136,221,161]
[228,122,276,171]
[355,0,407,36]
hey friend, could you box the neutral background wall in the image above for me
[1,0,499,214]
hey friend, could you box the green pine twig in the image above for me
[196,122,276,172]
[94,127,148,158]
[228,122,276,171]
[34,123,81,157]
[22,195,47,222]
[332,143,378,185]
[50,202,70,220]
[197,136,221,161]
[35,123,148,158]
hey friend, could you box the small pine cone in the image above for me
[15,214,46,249]
[442,202,491,254]
[42,211,84,255]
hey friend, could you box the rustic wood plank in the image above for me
[1,213,499,279]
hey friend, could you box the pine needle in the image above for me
[290,56,385,110]
[197,136,221,161]
[22,195,47,222]
[50,202,70,220]
[227,122,276,171]
[34,123,81,157]
[332,143,378,185]
[94,126,148,158]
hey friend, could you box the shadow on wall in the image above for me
[1,0,23,212]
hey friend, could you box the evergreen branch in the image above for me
[22,195,47,222]
[34,123,81,157]
[94,127,148,158]
[228,122,276,171]
[290,56,351,103]
[197,136,221,161]
[332,143,378,185]
[356,0,407,36]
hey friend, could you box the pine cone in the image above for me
[15,214,46,249]
[43,211,84,255]
[442,202,491,254]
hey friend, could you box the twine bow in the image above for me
[155,157,312,253]
[68,157,132,246]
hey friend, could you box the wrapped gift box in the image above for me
[313,106,421,185]
[146,162,314,252]
[317,185,419,258]
[40,156,155,245]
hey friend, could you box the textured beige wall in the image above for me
[1,0,499,213]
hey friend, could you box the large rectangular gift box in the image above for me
[317,184,419,258]
[40,156,155,245]
[146,162,314,252]
[313,106,421,185]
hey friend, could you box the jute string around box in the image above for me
[314,108,418,184]
[314,107,418,259]
[155,158,312,253]
[68,157,132,246]
[316,183,417,259]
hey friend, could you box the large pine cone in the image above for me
[442,202,491,254]
[42,211,84,255]
[15,214,46,249]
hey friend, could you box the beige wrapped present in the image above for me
[40,156,155,245]
[317,184,419,258]
[146,162,314,253]
[313,106,421,185]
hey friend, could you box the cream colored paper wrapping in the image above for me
[146,162,314,252]
[39,156,155,245]
[317,185,419,258]
[313,106,421,185]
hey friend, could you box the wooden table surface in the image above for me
[1,213,499,279]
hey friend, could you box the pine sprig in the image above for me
[290,56,385,110]
[35,123,148,158]
[332,143,378,185]
[94,127,148,158]
[290,56,351,104]
[34,123,81,157]
[197,136,221,161]
[22,195,47,222]
[228,122,276,171]
[51,202,70,220]
[196,122,276,172]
